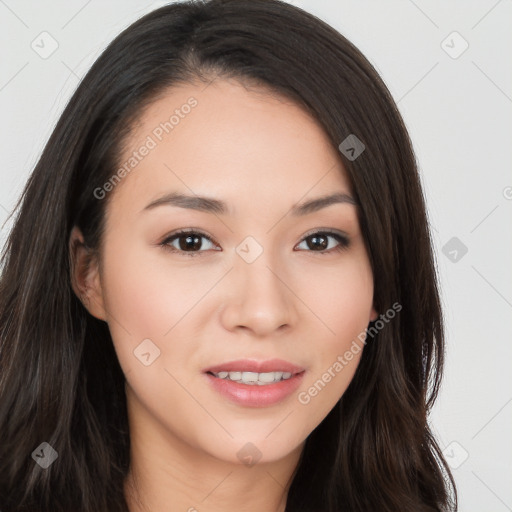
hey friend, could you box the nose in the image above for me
[219,254,298,337]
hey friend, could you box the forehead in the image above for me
[110,79,352,216]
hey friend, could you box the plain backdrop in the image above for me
[1,1,511,510]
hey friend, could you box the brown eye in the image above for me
[306,234,329,251]
[160,230,219,255]
[176,234,203,251]
[296,231,349,253]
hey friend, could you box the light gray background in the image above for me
[1,1,511,510]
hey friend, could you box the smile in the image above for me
[208,370,294,385]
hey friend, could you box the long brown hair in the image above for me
[0,1,456,510]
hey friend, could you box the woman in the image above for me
[0,0,457,510]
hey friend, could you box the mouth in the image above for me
[206,370,297,385]
[203,358,305,384]
[203,359,306,407]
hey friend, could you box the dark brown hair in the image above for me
[0,1,456,510]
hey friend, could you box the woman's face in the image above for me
[85,79,377,466]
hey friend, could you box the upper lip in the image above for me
[203,359,305,375]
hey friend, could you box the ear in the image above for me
[369,305,378,322]
[69,226,107,321]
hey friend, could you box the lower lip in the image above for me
[205,371,305,407]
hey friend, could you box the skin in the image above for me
[71,78,378,512]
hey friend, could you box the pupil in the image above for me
[309,234,327,250]
[180,235,201,251]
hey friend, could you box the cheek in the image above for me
[101,239,219,332]
[99,241,226,378]
[295,255,373,407]
[295,252,373,338]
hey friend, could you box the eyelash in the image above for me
[159,228,350,257]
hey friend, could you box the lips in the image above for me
[203,358,306,407]
[203,358,305,375]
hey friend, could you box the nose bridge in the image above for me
[241,253,284,300]
[221,238,297,334]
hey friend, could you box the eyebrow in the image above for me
[142,191,357,215]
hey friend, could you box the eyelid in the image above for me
[299,227,349,241]
[159,227,350,256]
[161,227,217,241]
[295,228,350,252]
[159,228,221,255]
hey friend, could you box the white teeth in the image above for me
[258,371,281,383]
[241,372,258,383]
[213,370,295,385]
